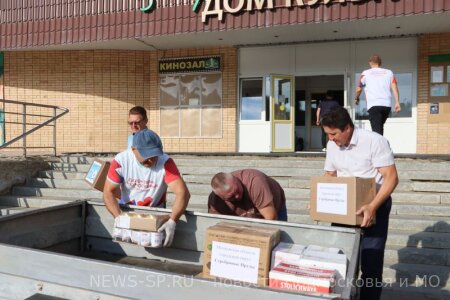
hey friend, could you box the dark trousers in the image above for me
[360,196,392,300]
[321,127,327,149]
[368,106,391,136]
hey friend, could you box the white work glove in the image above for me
[158,219,176,247]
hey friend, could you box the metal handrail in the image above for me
[0,98,69,157]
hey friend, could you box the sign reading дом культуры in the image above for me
[140,0,380,22]
[316,183,348,215]
[210,241,260,284]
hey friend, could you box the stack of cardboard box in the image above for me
[113,212,169,248]
[269,243,347,294]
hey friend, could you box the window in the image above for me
[355,72,413,119]
[430,63,450,100]
[240,78,264,121]
[160,73,222,137]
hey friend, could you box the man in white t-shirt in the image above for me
[355,55,401,136]
[103,128,190,247]
[321,106,399,300]
[127,106,161,149]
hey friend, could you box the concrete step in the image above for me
[383,263,450,289]
[0,195,83,208]
[38,170,88,180]
[395,160,450,171]
[384,245,450,267]
[392,203,450,217]
[381,285,450,300]
[26,177,92,189]
[50,162,91,172]
[57,154,450,169]
[49,161,450,182]
[388,216,450,233]
[166,194,311,210]
[0,206,38,216]
[11,186,103,199]
[413,182,450,193]
[387,229,450,249]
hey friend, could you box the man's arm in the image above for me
[167,178,190,222]
[324,171,337,177]
[391,82,401,113]
[356,165,398,227]
[355,86,362,105]
[316,107,321,126]
[258,205,278,220]
[103,180,122,218]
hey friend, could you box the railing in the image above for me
[0,99,69,157]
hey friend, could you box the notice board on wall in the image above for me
[428,102,450,123]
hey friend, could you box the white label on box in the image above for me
[85,161,102,184]
[316,183,347,215]
[210,241,260,284]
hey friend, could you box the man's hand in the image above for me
[158,219,176,247]
[355,98,360,105]
[394,102,401,113]
[356,204,376,228]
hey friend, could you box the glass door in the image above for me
[271,75,295,152]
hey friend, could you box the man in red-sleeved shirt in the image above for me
[208,169,287,221]
[103,128,190,247]
[355,54,401,136]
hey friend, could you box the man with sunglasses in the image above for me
[103,129,190,247]
[127,106,161,149]
[208,169,287,221]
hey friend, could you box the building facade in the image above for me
[0,0,449,154]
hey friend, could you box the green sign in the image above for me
[159,56,221,74]
[140,0,156,13]
[429,54,450,63]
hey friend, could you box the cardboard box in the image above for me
[271,242,306,269]
[115,212,170,232]
[310,176,376,225]
[203,222,280,286]
[300,250,348,288]
[269,262,336,294]
[85,159,120,198]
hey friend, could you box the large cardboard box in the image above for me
[310,176,376,225]
[115,212,170,232]
[203,222,280,286]
[85,159,120,198]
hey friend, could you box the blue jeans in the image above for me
[360,196,392,300]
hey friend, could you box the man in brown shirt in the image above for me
[208,169,287,221]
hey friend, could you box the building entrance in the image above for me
[294,75,344,151]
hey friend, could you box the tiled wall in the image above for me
[418,33,450,154]
[3,47,237,154]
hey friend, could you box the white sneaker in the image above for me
[322,148,326,152]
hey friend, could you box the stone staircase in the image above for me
[1,154,449,299]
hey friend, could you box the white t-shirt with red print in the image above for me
[358,67,397,110]
[107,151,181,207]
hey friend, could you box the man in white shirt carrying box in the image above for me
[320,106,399,300]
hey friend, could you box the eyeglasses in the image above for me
[128,121,143,126]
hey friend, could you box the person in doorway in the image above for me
[355,54,401,136]
[208,169,287,221]
[316,90,340,151]
[127,106,161,149]
[103,129,190,247]
[321,106,399,300]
